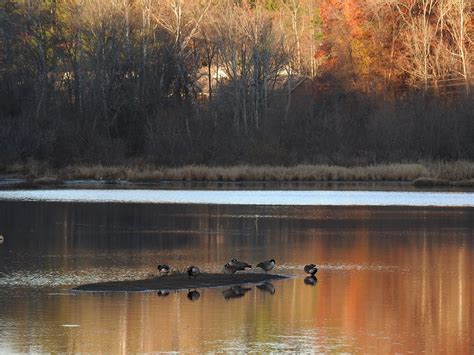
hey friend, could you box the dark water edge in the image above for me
[1,178,473,192]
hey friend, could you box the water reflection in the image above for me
[222,286,252,300]
[304,276,318,286]
[0,201,472,353]
[187,289,200,301]
[256,282,276,294]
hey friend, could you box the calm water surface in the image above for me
[0,195,473,353]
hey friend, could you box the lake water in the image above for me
[0,188,473,206]
[0,190,473,353]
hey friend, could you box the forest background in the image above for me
[0,0,472,179]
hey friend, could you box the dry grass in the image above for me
[2,161,474,183]
[413,177,450,187]
[424,161,474,181]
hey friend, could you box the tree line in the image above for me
[0,0,472,167]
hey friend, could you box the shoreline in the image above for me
[0,178,473,192]
[73,273,289,292]
[1,162,473,191]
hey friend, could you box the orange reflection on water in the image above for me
[2,232,470,353]
[0,204,472,353]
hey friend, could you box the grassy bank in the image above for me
[1,161,474,186]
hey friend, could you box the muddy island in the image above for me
[73,273,289,292]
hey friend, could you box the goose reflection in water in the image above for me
[304,276,318,286]
[187,289,200,301]
[256,281,275,294]
[222,286,252,300]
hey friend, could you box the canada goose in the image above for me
[223,259,251,274]
[256,259,275,273]
[157,264,170,275]
[187,266,200,278]
[157,290,170,297]
[304,276,318,286]
[222,285,251,300]
[223,263,240,274]
[229,258,251,269]
[256,281,275,294]
[232,285,251,295]
[304,264,318,275]
[187,289,200,301]
[0,235,4,244]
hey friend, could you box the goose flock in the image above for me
[156,258,319,300]
[158,258,318,277]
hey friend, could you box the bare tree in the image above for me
[374,0,471,93]
[152,0,211,101]
[440,0,471,94]
[215,1,290,132]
